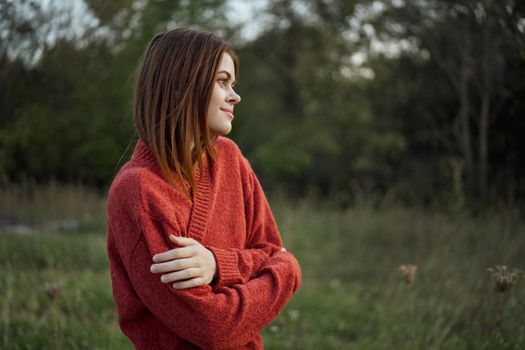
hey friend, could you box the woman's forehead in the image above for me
[218,53,236,77]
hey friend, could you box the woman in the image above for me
[106,28,302,349]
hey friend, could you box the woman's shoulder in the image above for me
[108,164,141,203]
[215,136,242,157]
[214,137,259,188]
[214,136,253,171]
[108,162,188,216]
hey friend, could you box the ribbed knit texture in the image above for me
[106,137,302,349]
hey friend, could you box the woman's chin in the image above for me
[209,124,232,136]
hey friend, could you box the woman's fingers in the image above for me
[149,236,216,288]
[159,267,200,283]
[150,257,193,273]
[172,277,206,290]
[153,245,195,262]
[169,235,196,246]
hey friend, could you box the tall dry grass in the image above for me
[0,184,524,349]
[0,181,107,235]
[0,181,106,223]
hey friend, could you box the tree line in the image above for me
[1,0,524,208]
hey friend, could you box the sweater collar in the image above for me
[131,139,212,243]
[131,139,208,174]
[132,139,158,165]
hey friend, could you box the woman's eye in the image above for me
[217,79,226,85]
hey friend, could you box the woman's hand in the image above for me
[150,235,217,289]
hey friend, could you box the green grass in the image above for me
[1,185,524,349]
[0,233,130,349]
[262,200,525,349]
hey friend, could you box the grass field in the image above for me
[1,184,524,349]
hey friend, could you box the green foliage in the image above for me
[369,0,525,204]
[0,0,230,187]
[0,0,524,206]
[232,4,408,196]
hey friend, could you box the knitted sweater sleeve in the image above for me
[125,171,302,349]
[130,236,300,349]
[206,156,285,288]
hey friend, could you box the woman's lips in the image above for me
[221,108,234,119]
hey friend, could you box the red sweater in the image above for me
[106,137,302,349]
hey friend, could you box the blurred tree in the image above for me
[0,0,230,186]
[371,0,525,203]
[1,0,524,208]
[0,0,47,64]
[234,0,407,199]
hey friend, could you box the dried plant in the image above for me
[287,309,300,321]
[41,282,64,301]
[269,325,280,333]
[487,265,521,293]
[399,264,419,347]
[399,264,418,287]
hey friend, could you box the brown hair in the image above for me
[133,28,238,198]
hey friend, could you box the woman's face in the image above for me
[207,52,241,136]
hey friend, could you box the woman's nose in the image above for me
[227,90,241,105]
